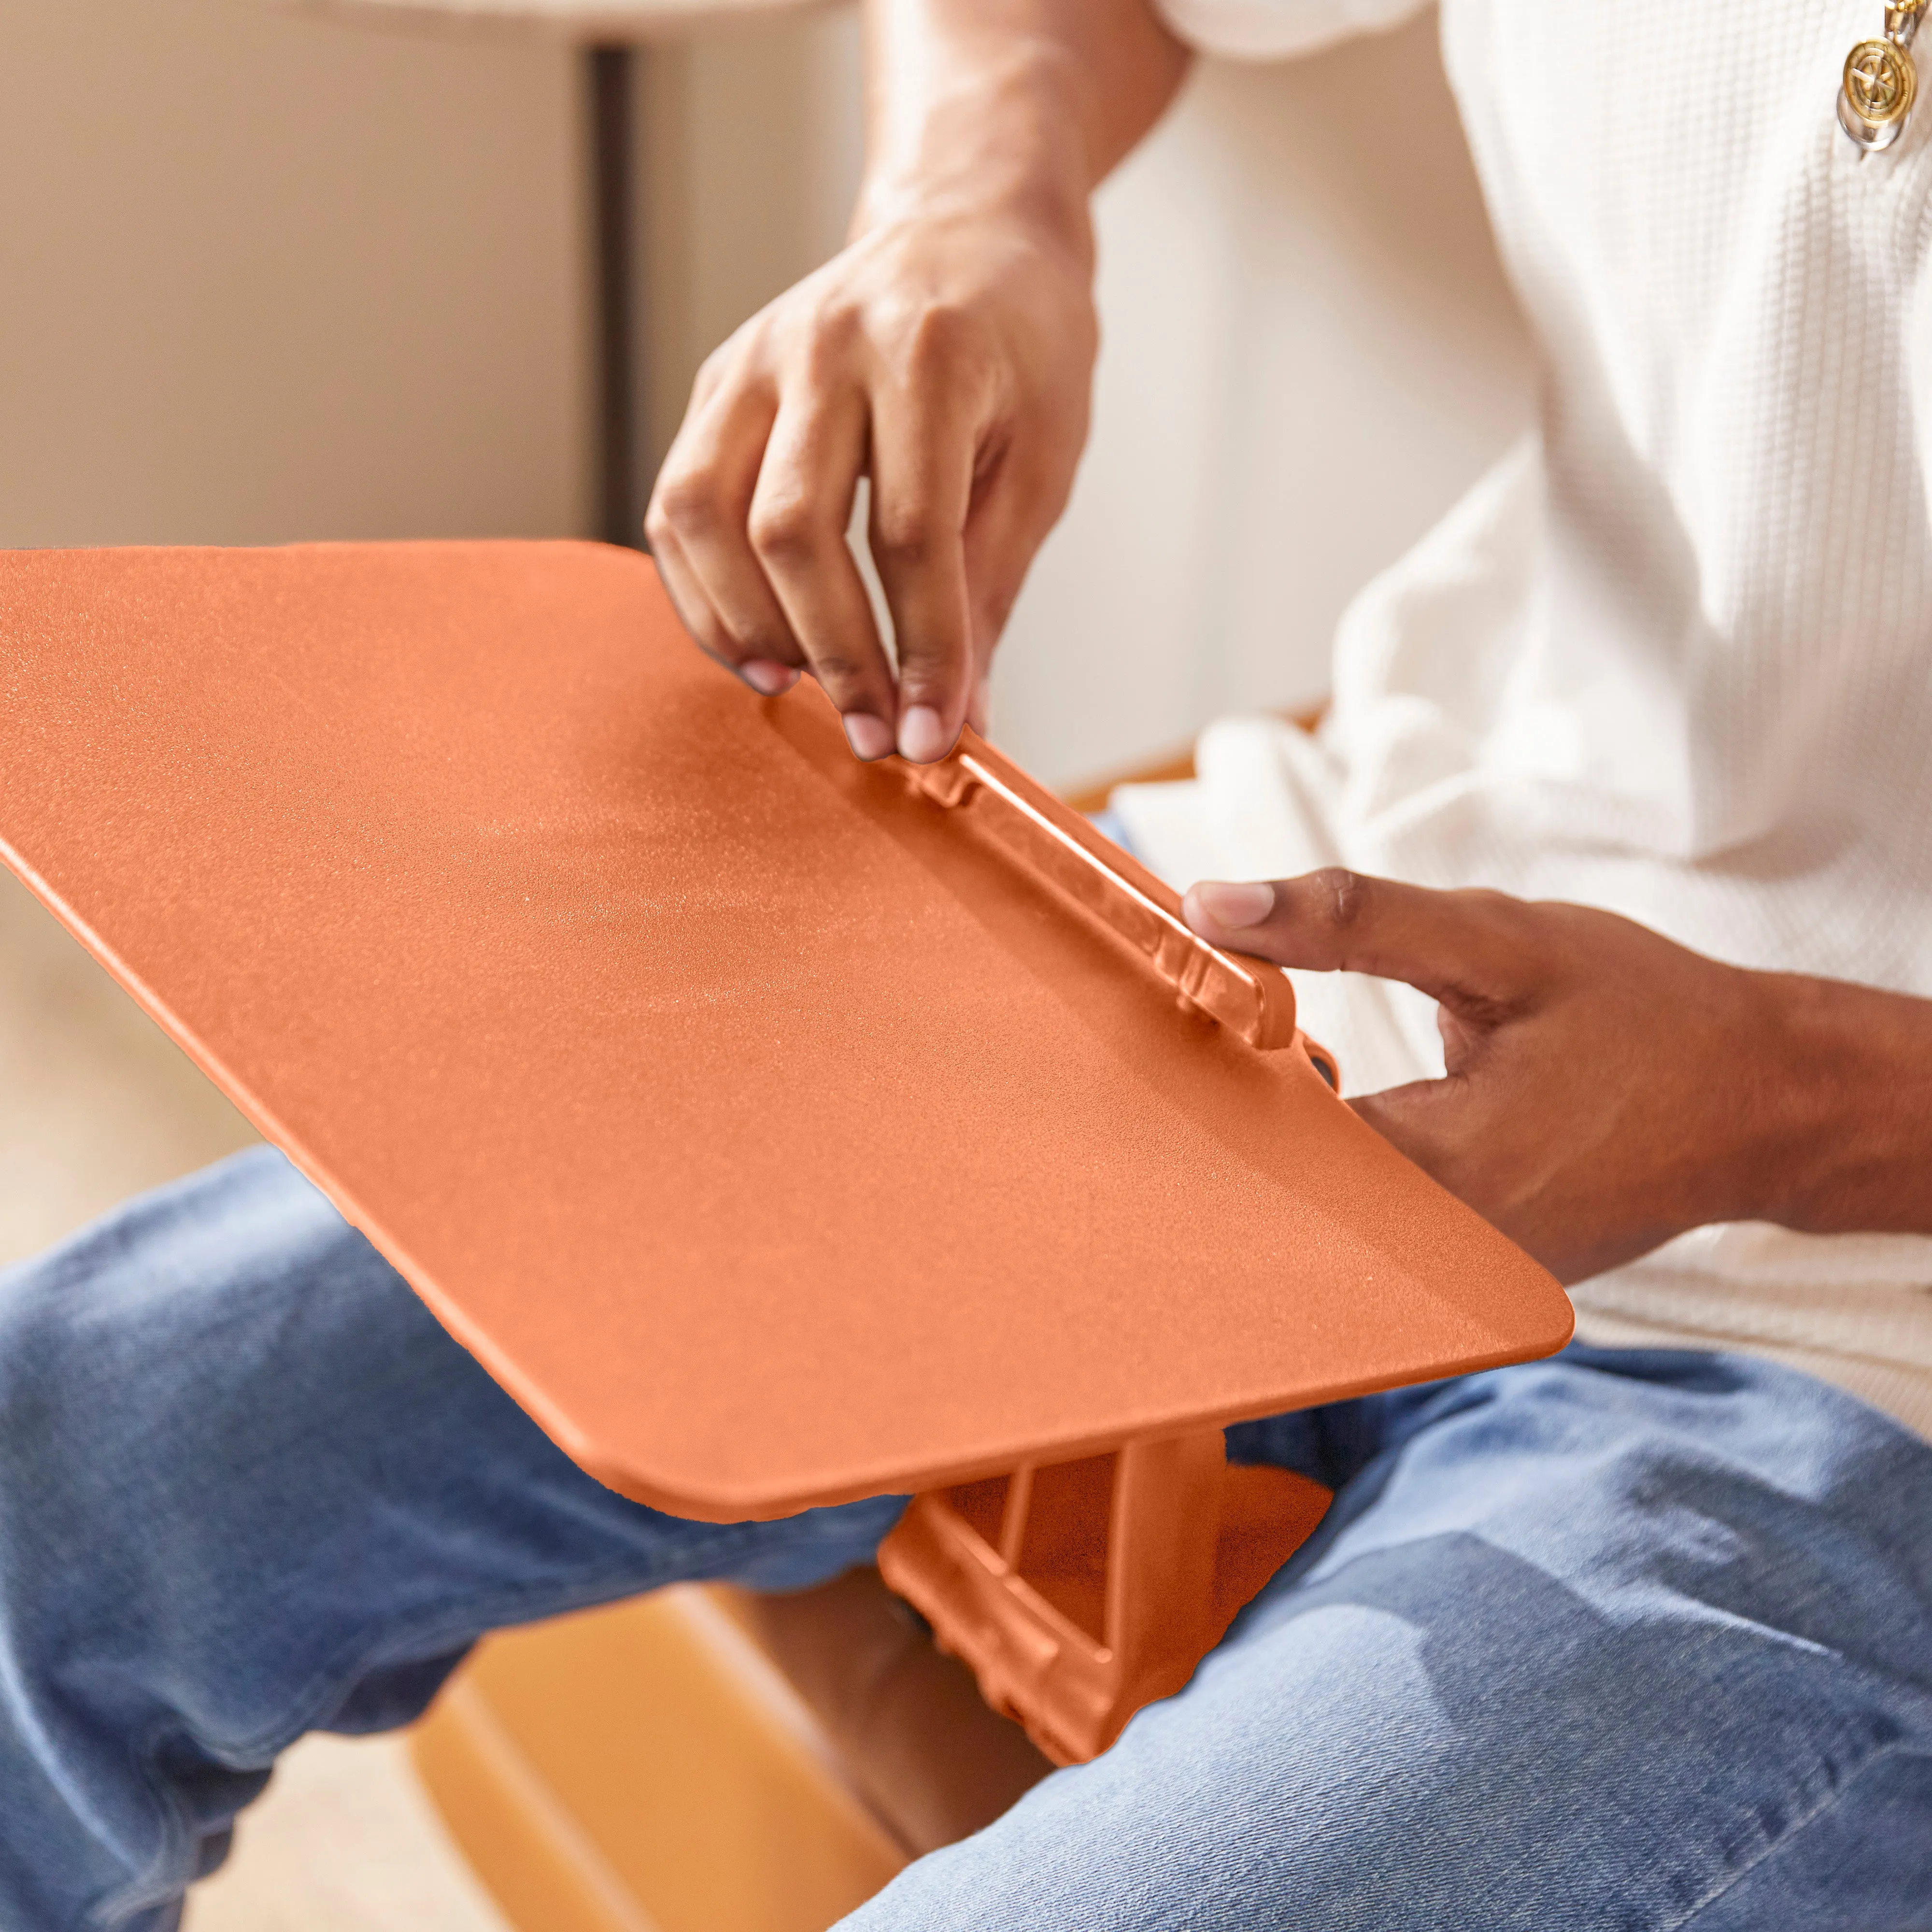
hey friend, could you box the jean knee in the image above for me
[0,1150,418,1565]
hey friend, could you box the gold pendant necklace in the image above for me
[1841,2,1924,149]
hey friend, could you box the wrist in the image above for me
[851,40,1097,267]
[1749,969,1932,1236]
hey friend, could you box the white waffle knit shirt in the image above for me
[1123,0,1932,1438]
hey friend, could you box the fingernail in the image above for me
[843,713,895,761]
[897,704,950,765]
[1189,880,1276,930]
[739,658,798,696]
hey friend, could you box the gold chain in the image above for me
[1841,1,1925,150]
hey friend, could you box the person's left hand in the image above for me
[1182,869,1809,1284]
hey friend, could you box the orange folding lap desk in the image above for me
[0,541,1572,1765]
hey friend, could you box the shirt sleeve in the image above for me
[1152,0,1431,61]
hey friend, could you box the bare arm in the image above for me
[859,0,1193,227]
[1769,968,1932,1238]
[646,0,1190,763]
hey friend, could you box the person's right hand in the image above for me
[645,192,1098,766]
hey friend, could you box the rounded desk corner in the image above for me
[565,1442,856,1527]
[1544,1286,1581,1356]
[1483,1247,1576,1369]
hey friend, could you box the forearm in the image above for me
[1763,972,1932,1236]
[855,0,1191,249]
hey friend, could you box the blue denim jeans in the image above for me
[1,1148,1928,1931]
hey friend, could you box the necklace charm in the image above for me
[1842,2,1924,150]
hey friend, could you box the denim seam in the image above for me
[90,1509,897,1932]
[1667,1740,1926,1931]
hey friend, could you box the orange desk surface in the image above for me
[0,541,1572,1520]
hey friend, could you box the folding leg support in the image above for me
[878,1432,1331,1764]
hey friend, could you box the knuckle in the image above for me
[807,651,865,687]
[804,651,876,703]
[747,497,830,568]
[651,470,723,541]
[902,298,975,374]
[803,294,864,361]
[1463,887,1539,953]
[867,290,981,386]
[1309,868,1372,931]
[869,506,940,573]
[690,332,757,412]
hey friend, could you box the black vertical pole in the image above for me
[589,44,639,548]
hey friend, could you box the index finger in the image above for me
[746,389,902,757]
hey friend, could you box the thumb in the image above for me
[1182,868,1540,1015]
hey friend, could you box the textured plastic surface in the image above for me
[0,541,1573,1521]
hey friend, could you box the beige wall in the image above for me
[994,10,1535,781]
[0,0,587,546]
[639,8,861,475]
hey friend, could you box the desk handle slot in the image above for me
[902,733,1301,1054]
